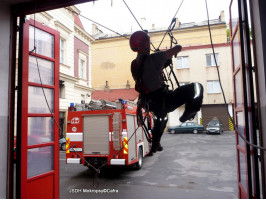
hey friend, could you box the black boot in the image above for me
[179,83,203,123]
[151,141,163,153]
[151,114,167,153]
[151,141,159,153]
[156,143,163,151]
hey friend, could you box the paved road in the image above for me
[59,131,238,199]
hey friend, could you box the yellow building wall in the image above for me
[91,23,227,91]
[91,38,135,90]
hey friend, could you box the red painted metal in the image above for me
[21,19,59,198]
[229,0,260,198]
[230,0,249,198]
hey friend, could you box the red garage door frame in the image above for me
[230,0,260,198]
[17,18,59,199]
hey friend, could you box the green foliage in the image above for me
[226,28,230,42]
[225,23,252,41]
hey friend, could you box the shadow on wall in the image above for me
[101,62,115,69]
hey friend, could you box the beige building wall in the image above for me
[171,45,233,105]
[91,23,227,90]
[150,24,227,48]
[91,38,135,89]
[167,44,233,127]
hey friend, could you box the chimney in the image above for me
[104,80,109,91]
[126,80,130,89]
[140,17,146,29]
[219,10,225,22]
[92,24,98,35]
[175,18,180,28]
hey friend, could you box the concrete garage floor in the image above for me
[147,131,238,198]
[60,131,238,199]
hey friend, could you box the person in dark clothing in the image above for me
[130,31,204,153]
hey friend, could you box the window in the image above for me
[207,80,221,93]
[29,26,54,58]
[78,50,87,80]
[187,122,195,126]
[79,59,86,79]
[206,53,219,66]
[176,56,189,69]
[60,38,66,64]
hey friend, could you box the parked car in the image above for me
[206,117,224,134]
[168,122,204,134]
[59,138,66,151]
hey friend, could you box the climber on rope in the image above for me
[130,30,204,153]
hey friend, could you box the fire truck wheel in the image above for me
[135,147,143,170]
[61,143,66,151]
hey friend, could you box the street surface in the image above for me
[60,131,238,199]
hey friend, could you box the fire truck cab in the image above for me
[66,99,152,170]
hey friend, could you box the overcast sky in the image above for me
[76,0,232,35]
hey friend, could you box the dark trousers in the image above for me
[147,83,196,144]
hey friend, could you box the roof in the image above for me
[92,88,139,102]
[94,19,225,40]
[74,14,85,30]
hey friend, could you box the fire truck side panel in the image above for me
[143,120,150,156]
[135,117,143,143]
[83,114,110,155]
[126,114,137,164]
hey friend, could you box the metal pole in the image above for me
[7,14,18,199]
[16,15,25,199]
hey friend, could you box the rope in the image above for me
[204,0,266,151]
[157,0,184,50]
[98,126,141,170]
[122,0,157,51]
[122,0,144,32]
[64,7,130,40]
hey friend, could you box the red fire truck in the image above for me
[65,100,152,170]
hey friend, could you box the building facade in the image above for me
[168,43,233,130]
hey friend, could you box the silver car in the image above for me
[59,138,66,151]
[206,118,224,134]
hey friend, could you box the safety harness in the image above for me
[131,55,153,142]
[131,51,175,144]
